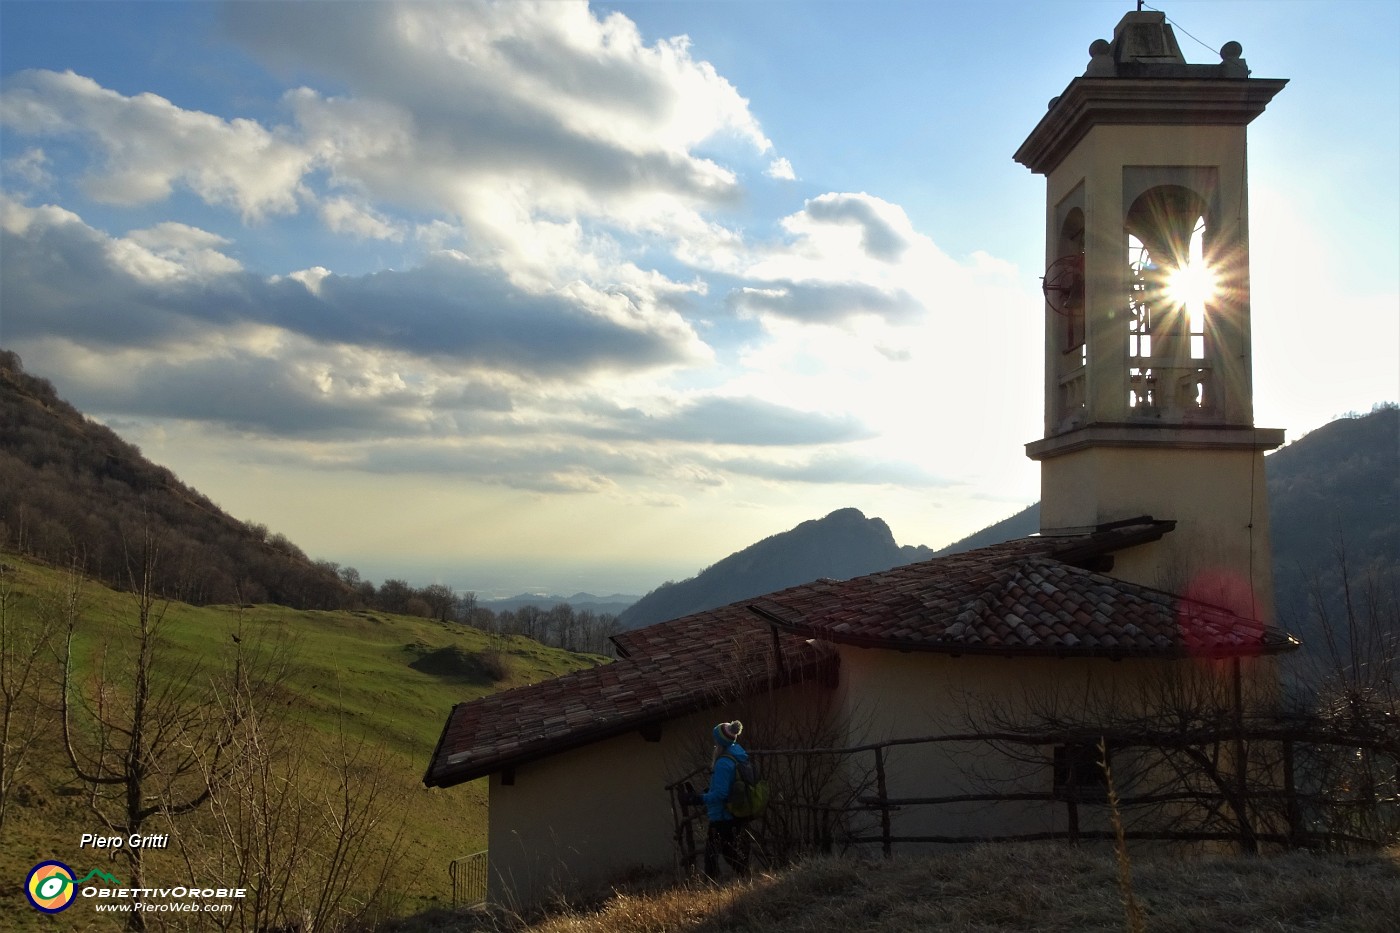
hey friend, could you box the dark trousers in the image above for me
[704,819,750,879]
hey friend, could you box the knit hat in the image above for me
[713,720,743,747]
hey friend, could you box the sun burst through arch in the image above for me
[1166,215,1219,318]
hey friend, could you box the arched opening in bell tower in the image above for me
[1124,184,1215,419]
[1047,207,1086,431]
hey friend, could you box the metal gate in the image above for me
[448,850,489,908]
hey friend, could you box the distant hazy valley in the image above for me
[3,349,1396,655]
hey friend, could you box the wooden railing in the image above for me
[666,726,1399,866]
[448,850,489,908]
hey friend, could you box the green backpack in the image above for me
[723,753,770,819]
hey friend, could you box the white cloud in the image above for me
[0,197,708,376]
[0,195,81,236]
[765,157,796,180]
[0,70,311,220]
[802,193,910,261]
[729,192,996,334]
[0,3,1050,516]
[121,222,243,280]
[223,1,773,277]
[286,266,331,297]
[286,1,773,157]
[0,6,792,362]
[2,147,52,188]
[319,196,405,241]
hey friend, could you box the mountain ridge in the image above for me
[4,348,1392,643]
[483,592,639,615]
[616,506,933,628]
[618,405,1399,640]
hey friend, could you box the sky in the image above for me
[1,1,1396,598]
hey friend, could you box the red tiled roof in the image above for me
[750,538,1299,660]
[422,601,836,788]
[423,520,1298,788]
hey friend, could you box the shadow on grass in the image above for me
[406,644,508,685]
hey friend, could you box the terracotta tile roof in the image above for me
[750,540,1299,660]
[422,601,836,788]
[423,519,1298,788]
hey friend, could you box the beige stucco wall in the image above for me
[485,680,832,908]
[485,727,680,909]
[485,645,1275,903]
[830,646,1206,851]
[1040,443,1276,622]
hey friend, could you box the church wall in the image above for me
[831,646,1195,849]
[1040,443,1275,621]
[485,679,832,908]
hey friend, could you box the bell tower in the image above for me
[1014,11,1287,621]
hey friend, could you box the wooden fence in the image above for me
[667,725,1399,868]
[448,850,489,908]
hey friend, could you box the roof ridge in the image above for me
[944,559,1037,645]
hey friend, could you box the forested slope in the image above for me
[0,350,350,607]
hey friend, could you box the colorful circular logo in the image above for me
[26,860,76,913]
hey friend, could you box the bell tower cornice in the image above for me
[1014,77,1288,177]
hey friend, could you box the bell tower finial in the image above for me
[1014,12,1287,622]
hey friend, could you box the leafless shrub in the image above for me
[0,560,65,837]
[478,646,510,682]
[1281,544,1400,849]
[58,531,296,930]
[170,642,411,932]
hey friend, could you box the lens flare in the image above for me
[1166,261,1218,311]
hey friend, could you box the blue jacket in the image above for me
[702,743,748,822]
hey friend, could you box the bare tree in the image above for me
[951,585,1399,855]
[420,584,456,623]
[176,703,410,932]
[59,530,292,929]
[1282,545,1400,847]
[950,664,1292,852]
[0,561,68,836]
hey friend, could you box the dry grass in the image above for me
[396,843,1400,933]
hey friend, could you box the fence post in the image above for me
[1282,739,1301,848]
[1232,659,1259,855]
[874,747,892,859]
[670,783,699,874]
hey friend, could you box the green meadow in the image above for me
[0,550,606,928]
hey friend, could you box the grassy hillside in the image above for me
[398,843,1400,933]
[0,550,606,929]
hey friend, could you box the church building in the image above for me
[423,11,1298,909]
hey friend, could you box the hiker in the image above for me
[680,719,751,879]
